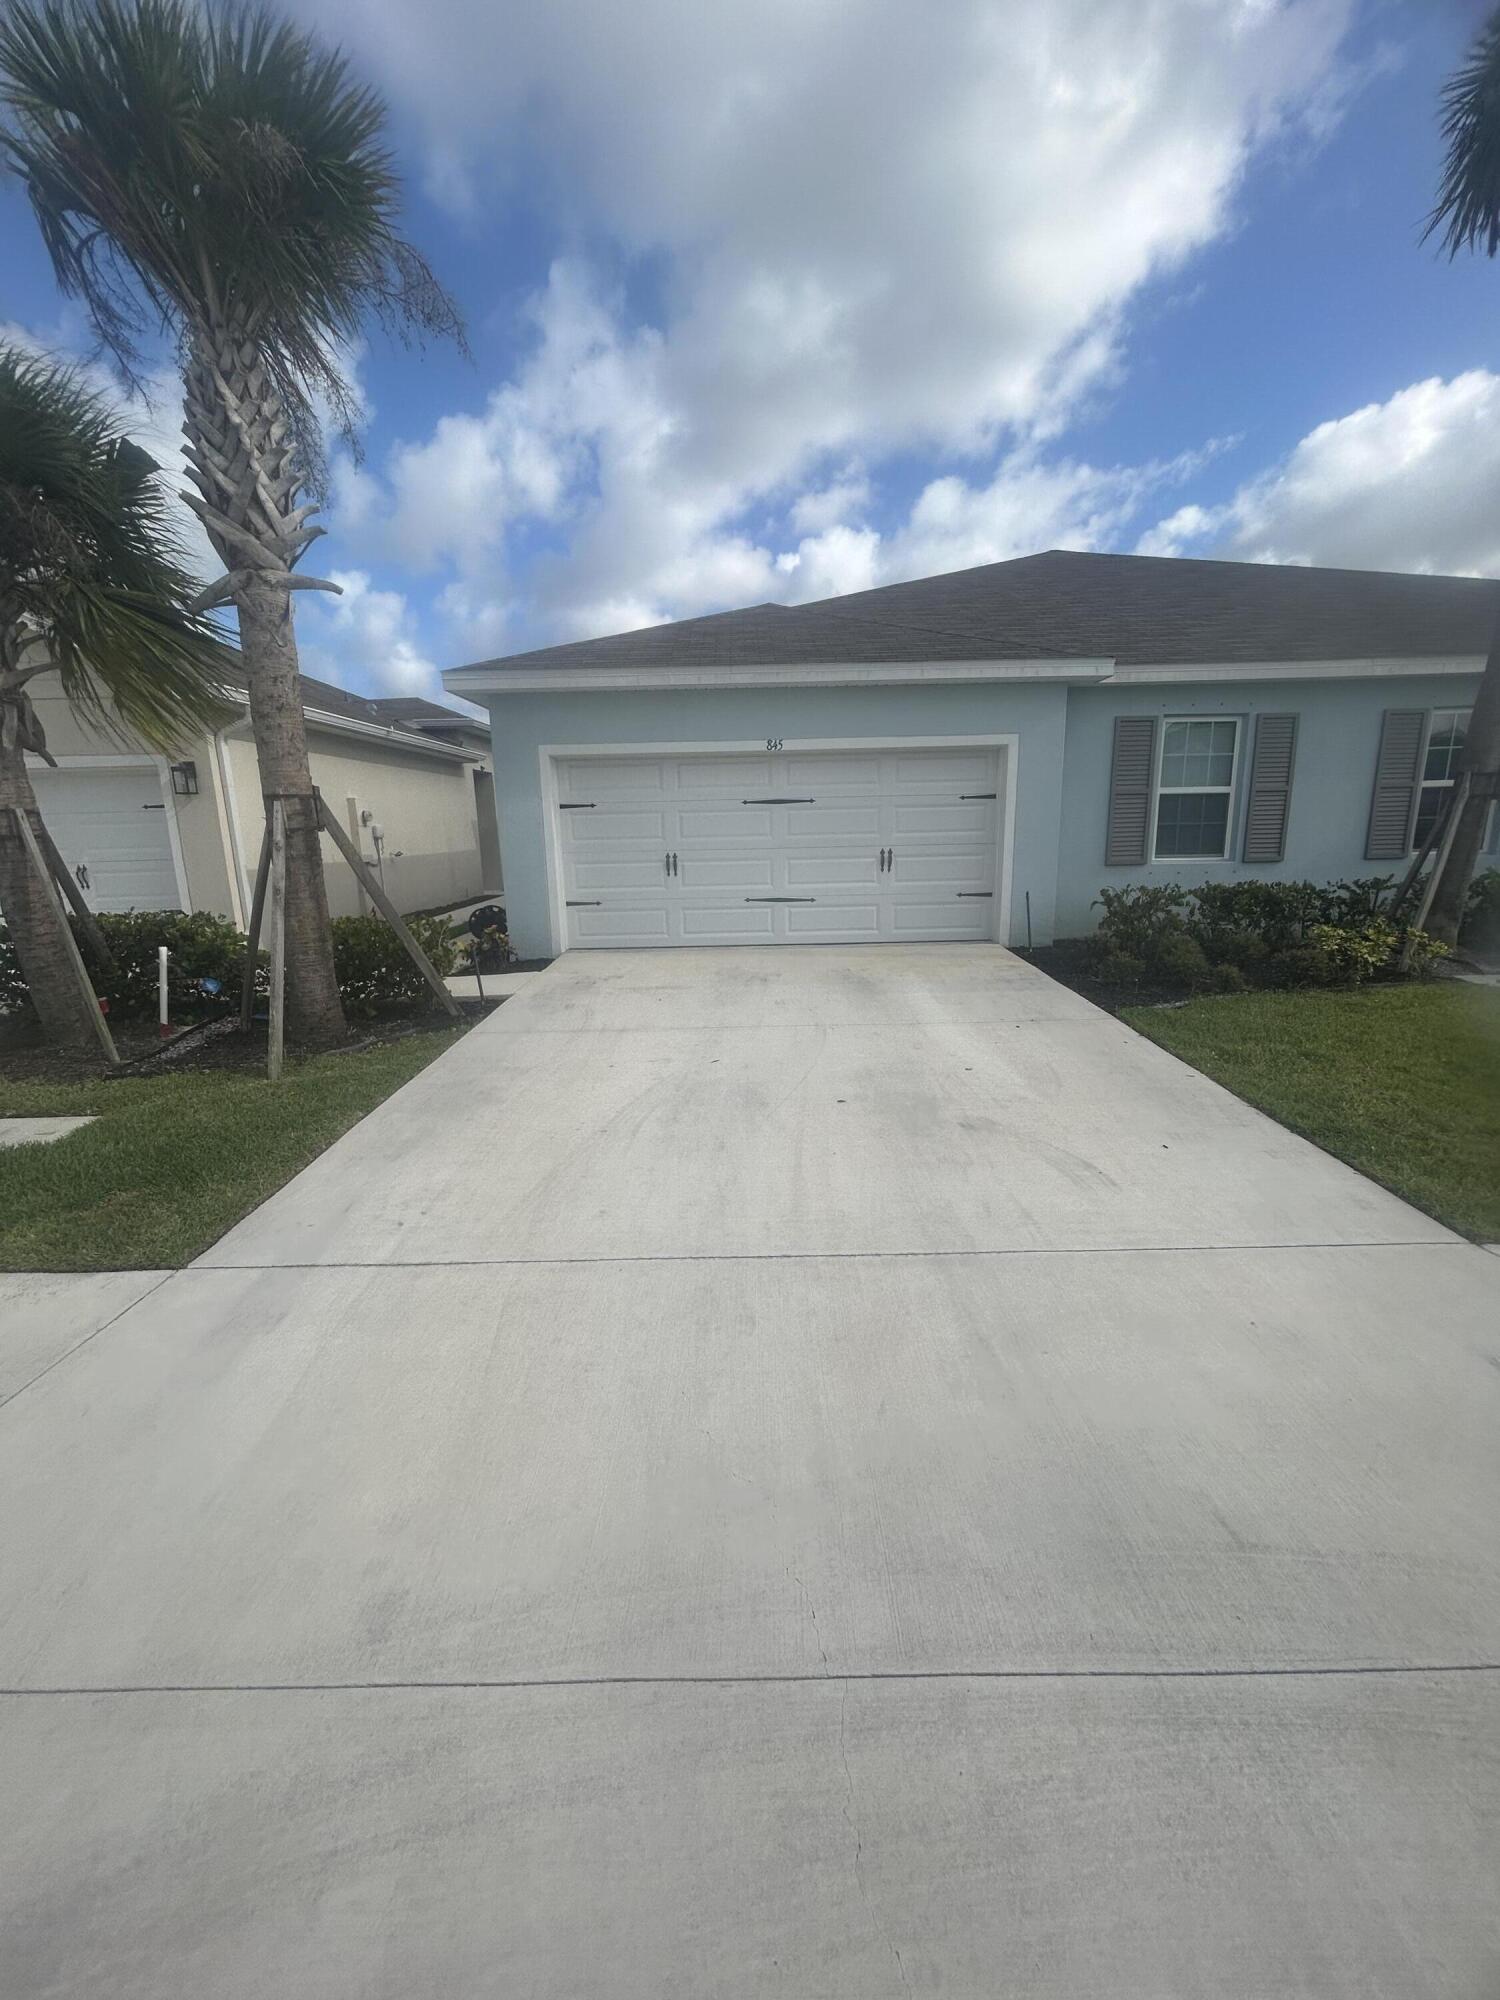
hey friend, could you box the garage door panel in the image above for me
[567,808,667,843]
[782,754,881,788]
[569,856,674,892]
[569,904,671,942]
[675,758,774,795]
[895,849,992,886]
[893,801,995,837]
[786,855,878,887]
[678,806,773,842]
[786,900,881,937]
[785,804,880,840]
[680,905,776,939]
[558,746,1000,949]
[680,855,774,889]
[560,758,668,797]
[893,750,995,788]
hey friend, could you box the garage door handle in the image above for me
[75,863,90,891]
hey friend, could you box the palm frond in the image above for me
[1427,5,1500,257]
[0,0,466,466]
[0,340,233,751]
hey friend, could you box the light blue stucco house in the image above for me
[442,550,1493,960]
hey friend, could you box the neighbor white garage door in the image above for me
[556,747,1001,948]
[27,765,182,913]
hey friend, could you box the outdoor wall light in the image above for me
[170,760,199,796]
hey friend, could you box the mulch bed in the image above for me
[1015,944,1193,1017]
[0,998,501,1084]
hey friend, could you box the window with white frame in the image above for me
[1152,717,1239,860]
[1412,708,1470,851]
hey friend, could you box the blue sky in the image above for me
[4,0,1499,703]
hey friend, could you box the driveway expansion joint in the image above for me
[5,1663,1497,1697]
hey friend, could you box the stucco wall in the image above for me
[223,725,485,919]
[483,668,1488,958]
[484,682,1072,958]
[1053,671,1485,936]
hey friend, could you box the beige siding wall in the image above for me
[222,724,484,919]
[23,674,484,924]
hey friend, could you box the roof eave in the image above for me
[443,657,1117,695]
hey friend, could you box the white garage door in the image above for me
[27,765,182,913]
[557,747,1001,948]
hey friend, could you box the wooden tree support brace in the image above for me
[240,822,272,1032]
[33,816,114,973]
[313,790,463,1021]
[7,806,118,1065]
[266,801,287,1082]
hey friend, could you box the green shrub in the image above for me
[1091,884,1190,962]
[1264,943,1339,988]
[1186,880,1326,955]
[1307,920,1391,985]
[1094,951,1147,988]
[0,923,27,1015]
[1152,932,1213,990]
[1208,963,1248,994]
[331,913,460,1014]
[3,907,462,1024]
[0,909,250,1021]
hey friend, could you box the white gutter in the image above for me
[443,657,1117,695]
[212,727,251,927]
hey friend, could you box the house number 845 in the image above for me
[766,737,784,750]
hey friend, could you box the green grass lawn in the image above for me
[0,1028,467,1271]
[1123,980,1500,1242]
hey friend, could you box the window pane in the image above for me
[1413,783,1449,851]
[1424,710,1468,783]
[1155,790,1230,858]
[1162,718,1235,792]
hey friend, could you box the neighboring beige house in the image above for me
[19,667,501,926]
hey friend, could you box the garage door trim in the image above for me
[25,752,191,911]
[539,733,1017,953]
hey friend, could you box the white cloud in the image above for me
[1139,372,1500,575]
[301,568,443,697]
[300,0,1355,642]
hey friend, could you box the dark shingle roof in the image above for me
[449,550,1500,678]
[366,696,489,735]
[215,663,470,750]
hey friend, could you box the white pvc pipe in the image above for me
[158,944,170,1038]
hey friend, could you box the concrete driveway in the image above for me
[2,944,1497,1997]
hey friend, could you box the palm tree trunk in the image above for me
[1425,611,1500,947]
[234,575,346,1045]
[182,322,346,1046]
[0,735,103,1050]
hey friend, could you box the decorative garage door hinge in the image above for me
[566,900,601,907]
[741,796,815,804]
[744,896,816,903]
[956,892,993,898]
[558,802,595,810]
[960,792,996,799]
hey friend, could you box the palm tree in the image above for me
[0,343,228,1048]
[1422,6,1500,945]
[0,0,464,1042]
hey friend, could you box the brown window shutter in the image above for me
[1365,710,1425,861]
[1241,713,1298,863]
[1105,716,1157,866]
